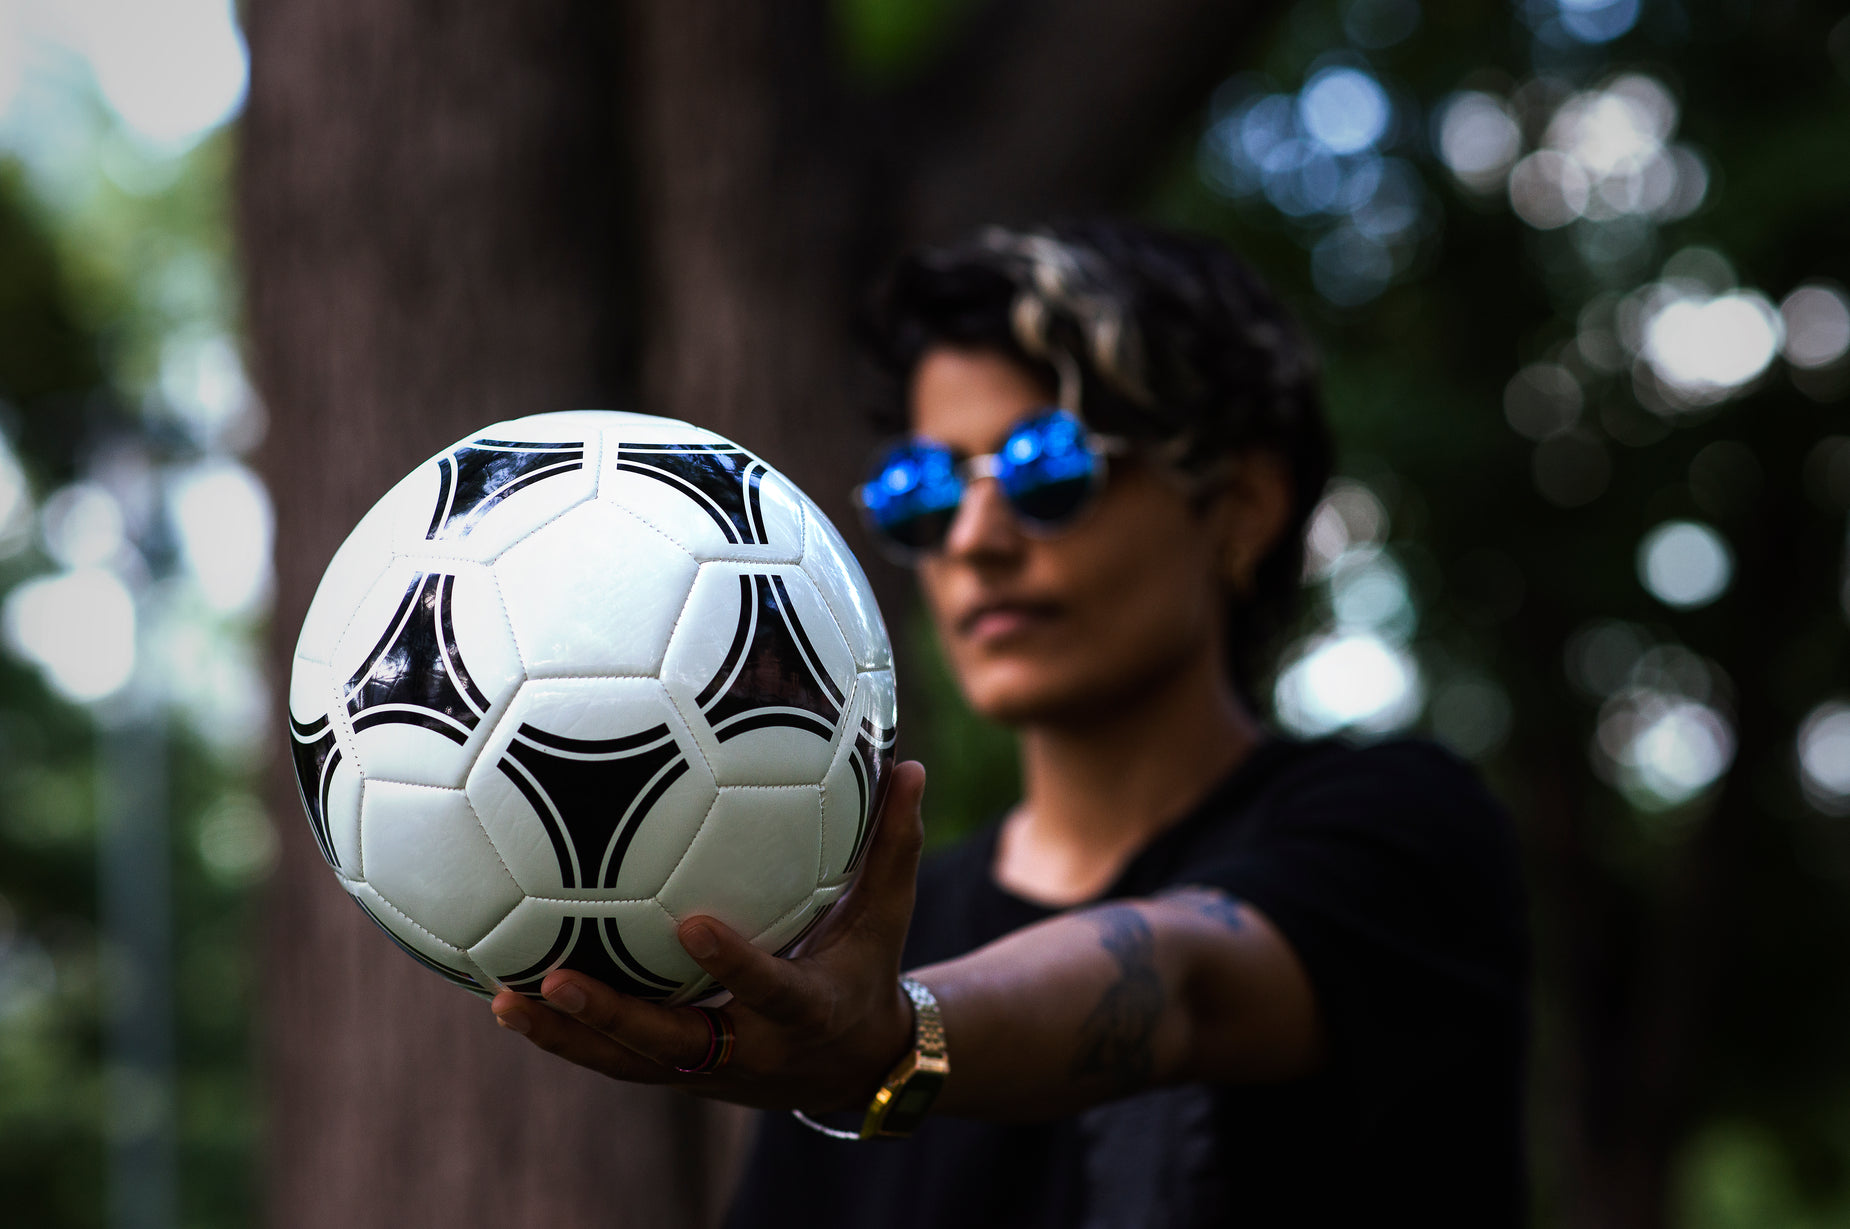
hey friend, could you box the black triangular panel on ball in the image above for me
[615,443,770,545]
[700,573,843,742]
[343,573,490,746]
[495,723,690,892]
[426,439,586,541]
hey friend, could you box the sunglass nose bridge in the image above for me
[961,454,1004,482]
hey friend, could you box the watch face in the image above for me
[881,1070,947,1135]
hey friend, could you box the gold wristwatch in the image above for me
[859,976,949,1139]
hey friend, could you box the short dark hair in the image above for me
[859,218,1334,703]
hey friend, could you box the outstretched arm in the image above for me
[489,762,1322,1120]
[919,885,1321,1119]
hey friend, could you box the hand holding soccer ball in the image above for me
[490,760,928,1110]
[287,411,897,1007]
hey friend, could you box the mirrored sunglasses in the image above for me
[853,408,1127,560]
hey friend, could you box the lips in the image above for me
[956,598,1062,643]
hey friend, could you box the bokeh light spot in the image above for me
[1628,699,1732,804]
[1641,289,1782,403]
[1330,555,1416,638]
[1779,284,1850,370]
[1275,633,1423,736]
[1557,0,1641,44]
[1798,702,1850,814]
[1546,79,1672,178]
[1437,92,1522,192]
[40,483,126,569]
[0,432,33,558]
[170,460,274,616]
[159,330,262,450]
[1595,686,1735,810]
[1502,74,1700,234]
[80,0,248,150]
[1303,480,1389,578]
[3,567,137,702]
[1298,67,1390,156]
[1509,150,1589,229]
[1638,520,1732,609]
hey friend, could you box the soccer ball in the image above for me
[286,411,895,1006]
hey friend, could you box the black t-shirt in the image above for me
[725,736,1530,1229]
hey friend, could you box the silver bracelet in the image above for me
[788,1108,864,1141]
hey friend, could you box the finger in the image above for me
[678,914,819,1024]
[536,971,714,1072]
[833,759,926,945]
[489,990,675,1083]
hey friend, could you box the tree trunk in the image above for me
[623,1,873,522]
[242,2,745,1225]
[242,1,1283,1225]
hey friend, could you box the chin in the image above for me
[954,628,1214,728]
[957,663,1116,728]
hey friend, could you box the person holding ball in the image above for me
[489,220,1529,1227]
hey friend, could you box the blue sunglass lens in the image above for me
[859,441,963,550]
[996,410,1101,525]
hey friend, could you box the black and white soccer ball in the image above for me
[287,411,895,1005]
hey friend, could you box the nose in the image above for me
[940,475,1026,563]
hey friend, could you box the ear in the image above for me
[1210,451,1293,597]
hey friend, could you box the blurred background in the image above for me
[0,0,1845,1226]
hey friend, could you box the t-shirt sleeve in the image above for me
[1178,739,1530,1136]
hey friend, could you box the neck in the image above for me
[994,651,1263,906]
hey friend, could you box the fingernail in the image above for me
[546,982,587,1013]
[495,1009,531,1035]
[682,923,718,960]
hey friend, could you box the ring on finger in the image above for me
[674,1005,735,1076]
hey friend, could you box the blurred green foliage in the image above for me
[832,0,981,84]
[853,0,1850,1224]
[0,129,261,1228]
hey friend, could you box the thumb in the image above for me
[836,760,926,948]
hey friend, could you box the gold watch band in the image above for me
[859,976,950,1139]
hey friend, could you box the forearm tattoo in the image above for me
[1070,905,1164,1092]
[1157,886,1247,931]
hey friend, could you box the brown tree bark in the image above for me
[240,4,743,1226]
[243,2,1283,1225]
